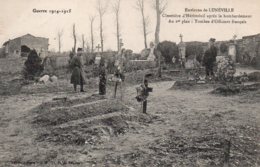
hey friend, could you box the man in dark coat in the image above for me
[70,48,85,92]
[203,38,218,79]
[99,58,107,95]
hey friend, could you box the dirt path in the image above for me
[0,81,259,166]
[87,81,259,166]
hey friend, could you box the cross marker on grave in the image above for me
[179,34,183,42]
[96,44,101,52]
[119,38,124,50]
[233,34,237,40]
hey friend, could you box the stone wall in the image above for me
[0,57,26,74]
[6,38,21,57]
[236,34,260,66]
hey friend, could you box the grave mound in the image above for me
[170,80,212,90]
[31,95,155,146]
[212,83,260,96]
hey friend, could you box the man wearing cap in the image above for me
[203,38,218,79]
[70,48,86,92]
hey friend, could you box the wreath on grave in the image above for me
[216,55,236,82]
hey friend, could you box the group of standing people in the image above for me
[69,48,126,98]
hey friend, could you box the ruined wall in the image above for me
[184,34,260,67]
[21,36,49,57]
[7,38,21,57]
[236,34,260,67]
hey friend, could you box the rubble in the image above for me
[39,75,50,84]
[50,75,58,82]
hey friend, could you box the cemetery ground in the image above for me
[0,67,259,167]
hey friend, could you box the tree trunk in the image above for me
[157,50,162,77]
[155,0,161,77]
[142,11,147,49]
[58,37,61,53]
[100,16,104,53]
[73,24,77,54]
[90,20,94,53]
[82,34,85,51]
[116,14,120,52]
[155,0,160,45]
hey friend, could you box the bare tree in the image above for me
[154,0,167,78]
[57,29,63,53]
[81,34,86,51]
[112,0,122,52]
[96,0,109,53]
[89,15,96,53]
[135,0,150,49]
[154,0,167,45]
[72,23,77,53]
[86,41,91,53]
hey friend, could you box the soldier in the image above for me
[70,48,85,92]
[99,58,107,95]
[113,49,126,99]
[203,38,218,80]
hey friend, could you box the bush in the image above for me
[185,43,204,63]
[219,43,228,53]
[23,49,44,80]
[216,55,236,82]
[140,49,150,60]
[157,41,179,64]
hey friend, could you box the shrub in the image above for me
[220,43,228,53]
[140,49,150,60]
[185,43,204,63]
[23,49,44,80]
[157,41,179,64]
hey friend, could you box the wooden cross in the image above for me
[96,44,101,52]
[179,34,183,42]
[233,34,237,40]
[120,38,124,50]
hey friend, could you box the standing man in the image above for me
[203,38,218,80]
[99,57,107,95]
[70,48,85,92]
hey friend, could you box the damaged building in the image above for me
[2,34,49,57]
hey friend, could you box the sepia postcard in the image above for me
[0,0,259,166]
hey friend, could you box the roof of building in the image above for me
[2,34,48,46]
[242,33,260,39]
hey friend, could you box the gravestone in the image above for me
[228,44,236,62]
[185,56,199,69]
[95,53,101,65]
[178,34,186,64]
[228,35,237,62]
[147,42,156,61]
[95,44,102,65]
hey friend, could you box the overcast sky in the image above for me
[0,0,259,53]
